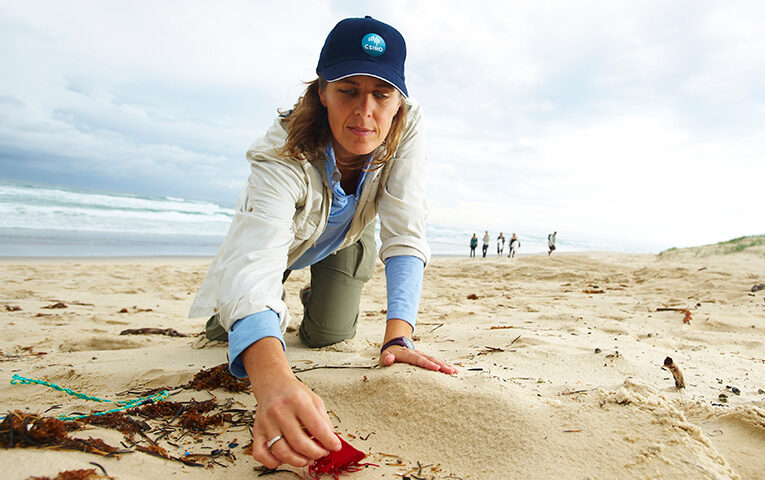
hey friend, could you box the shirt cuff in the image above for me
[228,310,285,378]
[384,255,425,331]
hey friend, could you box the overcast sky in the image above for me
[1,0,763,249]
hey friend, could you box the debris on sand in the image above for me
[0,411,121,455]
[184,363,250,393]
[42,302,68,309]
[119,328,187,337]
[662,357,685,389]
[29,468,113,480]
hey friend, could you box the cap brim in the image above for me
[321,60,408,97]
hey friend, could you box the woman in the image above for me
[190,16,455,469]
[508,233,520,258]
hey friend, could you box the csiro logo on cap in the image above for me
[362,33,386,57]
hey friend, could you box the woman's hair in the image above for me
[277,76,407,171]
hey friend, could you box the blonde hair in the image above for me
[277,76,407,171]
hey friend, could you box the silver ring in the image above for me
[266,434,283,449]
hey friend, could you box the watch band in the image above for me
[380,336,414,354]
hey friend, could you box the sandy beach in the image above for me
[2,247,764,479]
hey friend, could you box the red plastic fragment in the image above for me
[308,434,377,479]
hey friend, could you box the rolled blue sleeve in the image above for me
[384,255,425,331]
[228,310,285,378]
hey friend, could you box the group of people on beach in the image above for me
[469,231,557,258]
[470,231,521,258]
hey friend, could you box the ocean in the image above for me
[0,180,654,257]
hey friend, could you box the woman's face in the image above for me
[319,75,402,166]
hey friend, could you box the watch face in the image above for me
[402,337,415,350]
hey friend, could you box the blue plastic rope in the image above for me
[10,373,169,420]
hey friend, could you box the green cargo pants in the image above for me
[204,220,376,348]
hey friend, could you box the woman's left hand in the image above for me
[379,345,457,374]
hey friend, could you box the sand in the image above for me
[1,250,764,479]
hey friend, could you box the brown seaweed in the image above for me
[178,410,224,432]
[7,363,260,471]
[29,468,113,480]
[0,411,120,456]
[81,412,149,438]
[184,363,250,393]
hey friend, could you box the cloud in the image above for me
[1,1,763,249]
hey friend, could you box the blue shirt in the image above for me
[228,143,424,378]
[289,144,368,270]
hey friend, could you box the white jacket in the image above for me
[189,98,431,334]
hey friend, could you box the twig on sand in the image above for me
[681,459,718,477]
[254,466,303,478]
[88,462,110,476]
[428,323,444,333]
[136,444,204,466]
[662,357,685,389]
[508,335,521,346]
[328,409,341,423]
[292,364,378,373]
[559,389,594,396]
[477,346,505,355]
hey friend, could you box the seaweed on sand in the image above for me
[0,411,121,456]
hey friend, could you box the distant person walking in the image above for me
[548,231,557,256]
[482,231,490,257]
[508,233,520,258]
[470,233,478,258]
[497,232,505,256]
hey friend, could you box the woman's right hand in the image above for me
[242,337,342,469]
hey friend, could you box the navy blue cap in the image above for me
[317,16,408,97]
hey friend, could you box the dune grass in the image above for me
[659,235,765,257]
